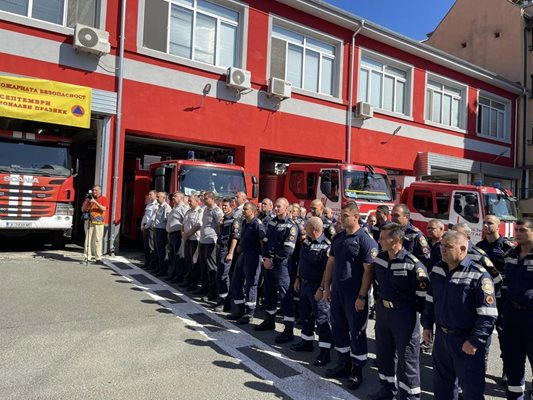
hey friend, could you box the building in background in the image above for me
[426,0,533,213]
[0,0,523,251]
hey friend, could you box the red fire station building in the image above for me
[0,0,523,250]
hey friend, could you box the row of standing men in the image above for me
[140,190,532,400]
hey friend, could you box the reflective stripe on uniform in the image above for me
[398,381,421,395]
[379,373,396,383]
[476,307,498,316]
[507,384,525,393]
[432,266,446,276]
[336,346,350,353]
[284,241,296,248]
[350,353,367,361]
[301,334,314,341]
[318,341,331,348]
[425,295,433,303]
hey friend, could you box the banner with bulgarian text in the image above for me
[0,76,92,128]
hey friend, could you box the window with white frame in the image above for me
[477,95,509,141]
[0,0,100,27]
[358,54,410,115]
[143,0,241,68]
[270,24,339,97]
[425,78,466,129]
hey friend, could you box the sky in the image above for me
[325,0,457,41]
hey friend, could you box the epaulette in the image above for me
[469,259,487,274]
[411,225,420,232]
[474,246,487,256]
[503,247,516,257]
[324,238,331,245]
[406,253,421,264]
[503,240,514,248]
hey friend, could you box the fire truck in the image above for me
[123,153,257,241]
[0,130,75,247]
[400,181,518,242]
[260,162,395,217]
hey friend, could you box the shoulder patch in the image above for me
[482,256,494,268]
[419,236,428,247]
[290,227,297,236]
[481,278,494,294]
[370,248,379,258]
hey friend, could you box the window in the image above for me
[425,78,466,129]
[412,190,434,218]
[453,192,480,224]
[270,24,339,97]
[320,169,339,202]
[477,95,510,141]
[143,0,242,68]
[358,54,410,115]
[288,171,317,200]
[0,0,100,27]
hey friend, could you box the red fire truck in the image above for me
[0,129,75,247]
[400,181,518,242]
[123,153,257,241]
[261,162,395,217]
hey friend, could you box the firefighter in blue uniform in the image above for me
[213,197,240,312]
[422,230,497,400]
[256,197,299,343]
[291,216,333,367]
[391,204,431,265]
[310,199,337,240]
[502,217,533,400]
[476,214,513,386]
[369,223,428,400]
[227,202,265,324]
[319,201,378,390]
[371,205,391,243]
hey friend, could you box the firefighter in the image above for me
[141,190,158,270]
[213,197,240,312]
[391,204,431,265]
[502,218,533,400]
[370,223,428,400]
[309,199,337,241]
[227,202,265,324]
[166,191,188,283]
[259,198,274,224]
[476,214,514,386]
[371,205,390,244]
[291,216,333,367]
[426,219,445,271]
[152,192,172,277]
[422,231,497,400]
[319,201,378,391]
[255,197,298,344]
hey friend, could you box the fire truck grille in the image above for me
[0,183,58,218]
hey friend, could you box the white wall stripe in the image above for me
[0,28,513,157]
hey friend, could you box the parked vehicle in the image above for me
[0,129,75,248]
[261,162,394,217]
[401,181,518,242]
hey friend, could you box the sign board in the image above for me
[0,76,92,128]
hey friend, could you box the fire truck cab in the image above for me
[277,162,394,217]
[401,181,518,243]
[0,130,75,247]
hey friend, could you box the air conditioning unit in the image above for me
[226,67,251,90]
[354,101,373,119]
[73,23,110,56]
[268,77,291,99]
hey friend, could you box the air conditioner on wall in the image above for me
[354,101,374,119]
[73,23,111,56]
[268,77,291,99]
[226,67,252,91]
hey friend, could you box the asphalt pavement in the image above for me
[0,241,530,399]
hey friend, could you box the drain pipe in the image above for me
[346,20,364,163]
[109,0,127,255]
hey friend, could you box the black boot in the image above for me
[237,306,255,325]
[325,355,351,379]
[314,348,331,367]
[290,339,314,352]
[226,303,244,321]
[254,314,275,331]
[275,324,294,344]
[346,365,363,390]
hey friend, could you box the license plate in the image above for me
[3,222,33,228]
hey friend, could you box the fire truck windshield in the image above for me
[0,140,70,177]
[343,171,393,202]
[483,193,518,221]
[179,165,246,197]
